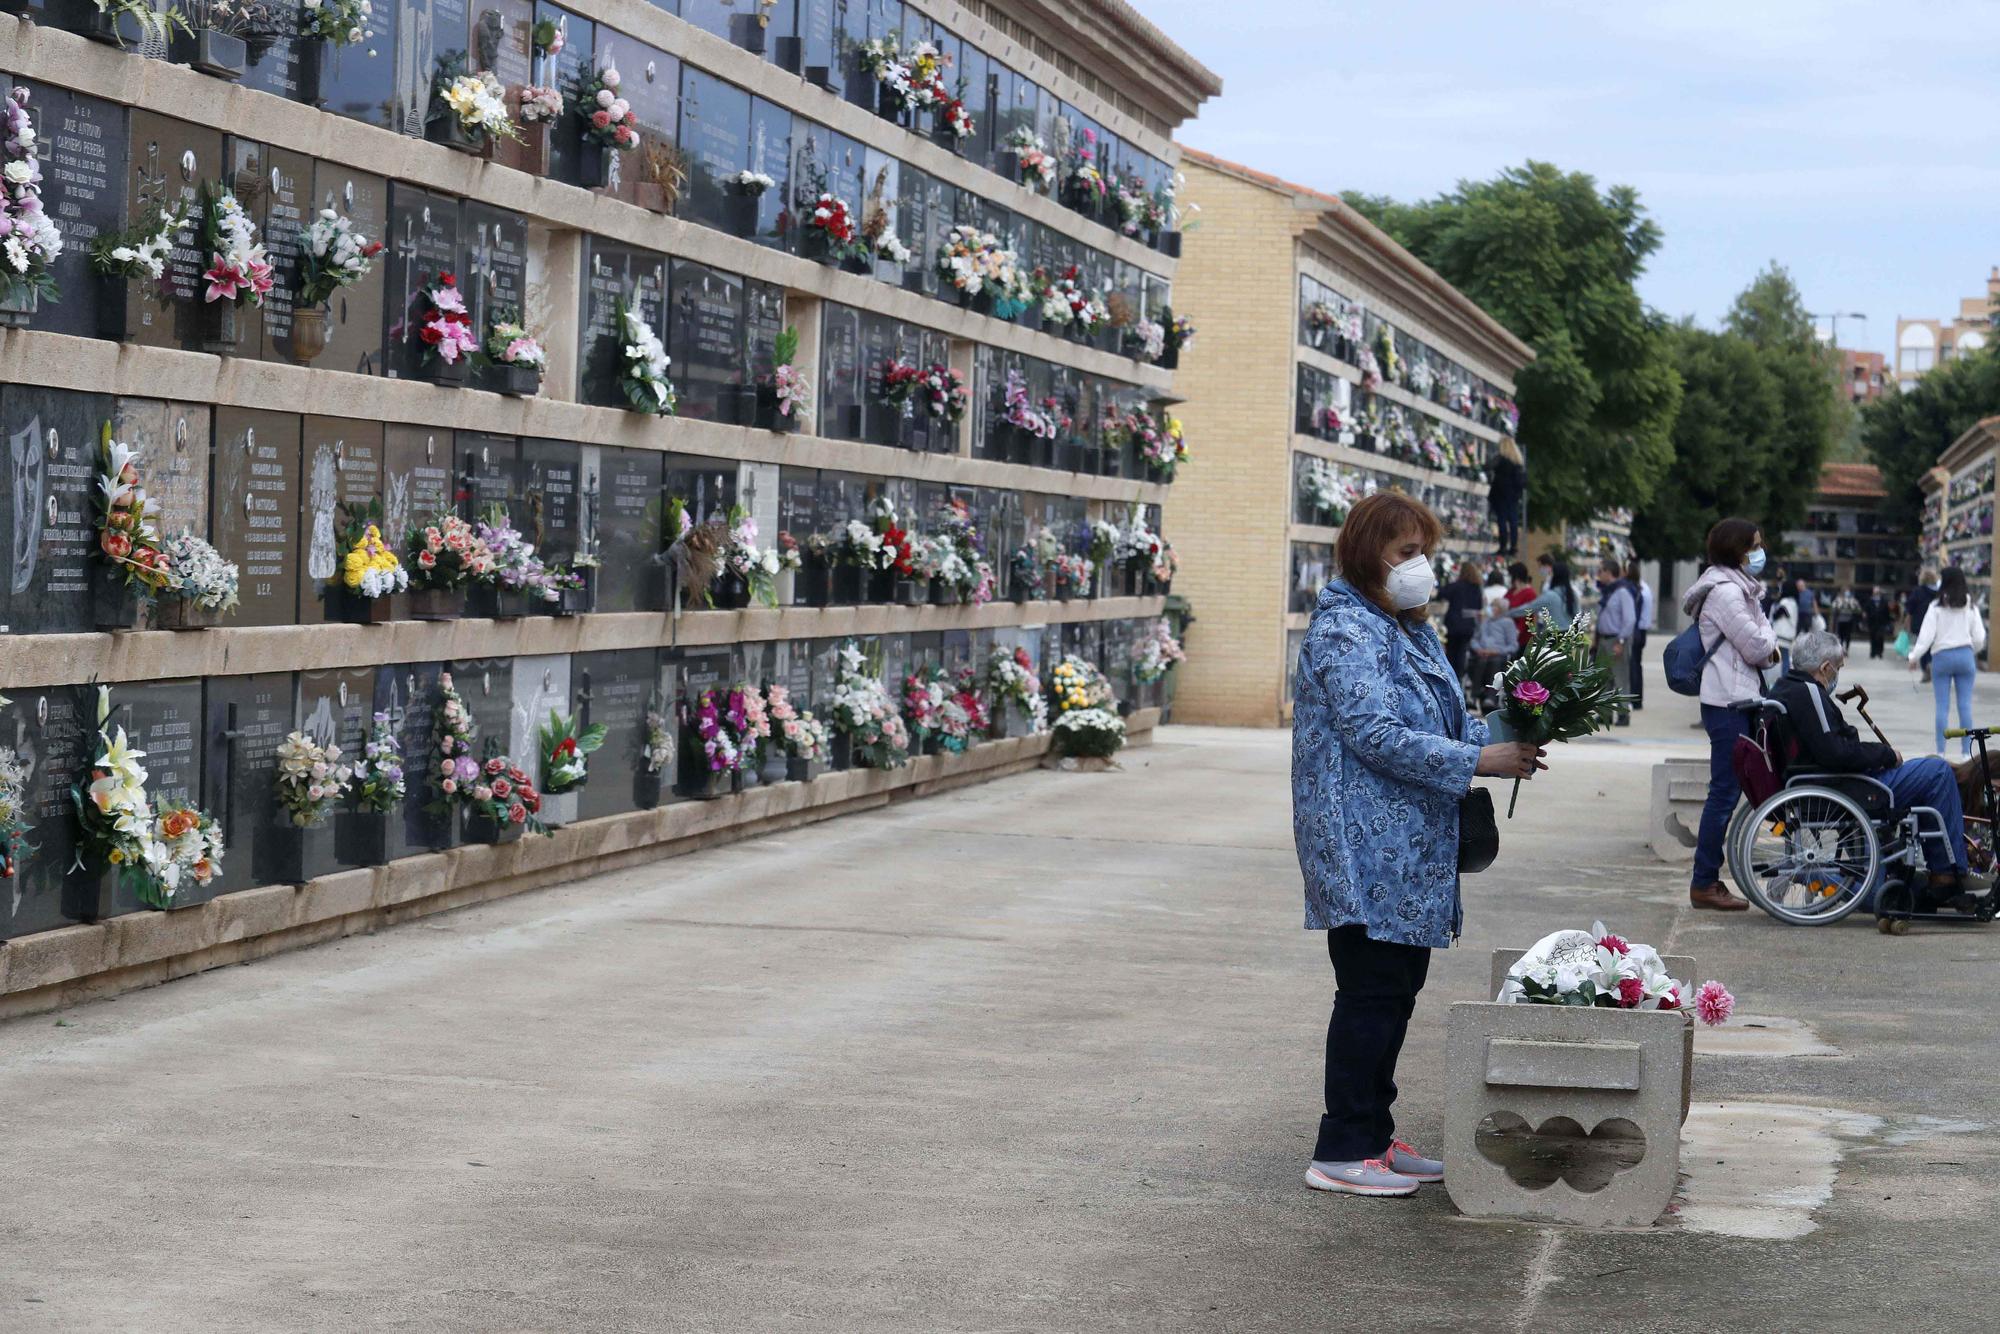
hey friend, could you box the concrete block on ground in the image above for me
[1650,758,1709,863]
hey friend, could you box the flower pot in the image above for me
[557,568,596,617]
[1161,231,1182,258]
[484,362,543,397]
[801,559,833,607]
[1017,307,1042,335]
[786,755,822,783]
[1011,585,1031,605]
[407,586,459,621]
[426,115,490,157]
[801,228,840,266]
[988,705,1010,740]
[288,305,331,364]
[50,0,144,44]
[680,766,732,801]
[273,819,341,883]
[337,811,393,868]
[732,767,746,794]
[714,572,750,610]
[920,733,941,757]
[636,767,665,811]
[867,569,895,605]
[94,572,140,630]
[830,564,863,606]
[805,63,834,91]
[755,385,797,432]
[577,142,611,190]
[63,867,122,923]
[331,588,392,625]
[929,579,957,607]
[776,35,805,74]
[724,190,761,239]
[465,583,527,620]
[200,302,242,356]
[1158,345,1179,371]
[171,27,247,80]
[998,150,1022,184]
[426,357,471,389]
[875,84,906,123]
[871,410,904,448]
[893,576,926,607]
[295,38,332,107]
[828,732,853,772]
[840,251,875,276]
[538,790,578,829]
[153,596,220,630]
[635,182,671,215]
[901,268,927,295]
[931,121,962,154]
[0,284,37,328]
[463,808,525,844]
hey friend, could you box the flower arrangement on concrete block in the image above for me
[539,711,606,794]
[1004,127,1058,192]
[73,686,224,909]
[765,684,829,776]
[431,62,520,150]
[160,531,240,618]
[94,433,171,605]
[616,296,677,415]
[276,730,353,827]
[406,512,494,590]
[829,644,910,769]
[983,646,1047,735]
[0,714,32,879]
[1499,921,1735,1024]
[0,88,64,323]
[353,713,406,813]
[1132,620,1186,685]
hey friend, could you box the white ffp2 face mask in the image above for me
[1384,555,1437,610]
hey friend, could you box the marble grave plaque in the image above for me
[578,240,667,409]
[299,418,384,625]
[668,259,745,423]
[0,687,88,940]
[211,409,303,627]
[123,112,222,351]
[573,647,667,820]
[520,438,582,567]
[0,386,111,636]
[203,672,291,897]
[309,162,390,376]
[591,446,664,613]
[384,184,461,380]
[24,82,126,342]
[376,662,456,858]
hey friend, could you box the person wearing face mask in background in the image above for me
[1291,492,1547,1198]
[1770,631,1991,912]
[1508,560,1578,630]
[1593,559,1636,727]
[1679,517,1779,912]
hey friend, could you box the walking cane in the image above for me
[1836,684,1894,750]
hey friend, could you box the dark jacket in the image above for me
[1907,583,1937,632]
[1487,456,1525,516]
[1441,577,1484,640]
[1767,670,1895,774]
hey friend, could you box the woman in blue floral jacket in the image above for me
[1293,493,1545,1197]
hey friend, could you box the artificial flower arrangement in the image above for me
[412,271,478,375]
[805,191,859,259]
[938,96,974,142]
[1132,619,1186,684]
[405,512,494,589]
[855,37,918,113]
[951,666,990,743]
[432,62,521,147]
[1048,654,1114,720]
[1002,369,1060,440]
[827,644,910,769]
[1498,921,1736,1026]
[73,686,223,909]
[615,296,677,415]
[1028,269,1073,328]
[664,497,725,609]
[904,40,953,114]
[90,204,182,283]
[469,742,549,835]
[929,498,993,603]
[873,228,913,265]
[765,684,830,765]
[1126,317,1166,363]
[722,507,781,607]
[1112,173,1151,237]
[935,224,1018,301]
[340,520,409,600]
[197,182,274,309]
[275,730,353,827]
[693,687,750,776]
[299,0,371,46]
[1141,414,1190,479]
[160,531,240,615]
[0,88,64,318]
[484,311,545,370]
[539,710,606,794]
[1300,458,1360,525]
[1004,126,1059,192]
[477,505,562,605]
[1151,539,1179,588]
[1087,518,1120,573]
[879,357,923,411]
[1052,552,1094,600]
[1114,508,1162,578]
[1164,314,1196,357]
[297,208,381,308]
[1061,126,1106,209]
[0,705,32,879]
[1009,538,1047,600]
[902,665,951,750]
[916,364,969,424]
[733,169,777,194]
[983,646,1047,733]
[1047,655,1123,759]
[430,674,548,835]
[95,434,172,602]
[532,15,564,55]
[353,712,406,813]
[643,705,674,775]
[580,66,639,152]
[767,325,812,427]
[1489,613,1624,816]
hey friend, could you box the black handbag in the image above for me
[1414,652,1499,874]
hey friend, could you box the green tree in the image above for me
[1724,263,1839,542]
[1861,344,2000,529]
[1344,163,1683,529]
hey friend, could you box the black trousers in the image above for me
[1869,625,1886,659]
[1445,631,1473,683]
[1628,629,1647,708]
[1315,925,1432,1163]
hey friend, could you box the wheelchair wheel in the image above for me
[1724,800,1754,898]
[1742,787,1879,925]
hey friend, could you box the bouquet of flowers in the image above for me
[1052,552,1093,600]
[1002,370,1059,439]
[1052,707,1125,759]
[1005,127,1058,191]
[806,192,858,255]
[0,718,32,879]
[1499,921,1736,1026]
[415,272,478,367]
[1127,318,1166,362]
[198,182,274,307]
[341,522,408,599]
[935,224,1016,298]
[766,685,829,762]
[485,312,545,368]
[1115,508,1162,574]
[1165,314,1196,356]
[855,37,915,111]
[983,646,1047,732]
[539,711,607,794]
[300,0,371,45]
[74,687,223,909]
[930,499,991,602]
[435,64,521,144]
[91,205,181,282]
[880,357,923,408]
[579,66,638,151]
[0,88,63,311]
[939,96,974,141]
[297,209,381,308]
[353,712,405,813]
[162,532,240,613]
[948,665,988,749]
[643,706,674,774]
[734,169,777,194]
[430,673,480,813]
[828,645,909,769]
[694,688,747,774]
[724,508,781,607]
[1009,541,1046,599]
[770,325,811,423]
[1152,540,1179,588]
[1133,620,1185,684]
[903,666,950,745]
[1300,458,1358,525]
[463,741,548,835]
[916,364,968,424]
[1142,415,1190,478]
[477,506,561,604]
[1048,654,1114,721]
[1490,614,1624,816]
[95,434,171,598]
[276,730,353,828]
[775,531,803,574]
[406,512,493,589]
[616,296,677,415]
[517,84,564,123]
[1112,174,1150,236]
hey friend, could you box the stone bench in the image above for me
[1650,758,1710,863]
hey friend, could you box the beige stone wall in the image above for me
[1162,166,1298,727]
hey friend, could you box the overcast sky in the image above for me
[1146,0,1999,359]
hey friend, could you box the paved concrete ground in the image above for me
[3,649,2000,1331]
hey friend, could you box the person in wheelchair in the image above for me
[1770,631,1992,911]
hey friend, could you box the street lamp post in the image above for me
[1811,311,1868,349]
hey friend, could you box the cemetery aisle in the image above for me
[0,712,1997,1329]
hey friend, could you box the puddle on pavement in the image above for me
[1694,1014,1844,1058]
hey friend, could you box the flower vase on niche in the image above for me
[337,810,393,868]
[273,818,341,884]
[171,25,249,80]
[463,805,524,845]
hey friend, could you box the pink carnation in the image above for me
[1511,680,1550,709]
[1598,931,1629,955]
[1616,977,1644,1008]
[1694,980,1735,1026]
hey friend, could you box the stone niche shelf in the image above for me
[0,330,1171,504]
[1294,343,1510,446]
[1290,433,1487,497]
[0,598,1168,690]
[0,711,1161,1017]
[0,22,1178,389]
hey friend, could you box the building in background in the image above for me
[1840,349,1889,404]
[1895,268,1998,387]
[1784,462,1917,595]
[1165,150,1534,726]
[1922,420,2000,665]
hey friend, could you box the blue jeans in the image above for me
[1872,757,1968,874]
[1693,703,1751,888]
[1933,646,1977,754]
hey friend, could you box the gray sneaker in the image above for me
[1387,1138,1444,1182]
[1305,1157,1419,1197]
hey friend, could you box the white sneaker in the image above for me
[1304,1157,1419,1197]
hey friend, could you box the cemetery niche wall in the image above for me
[0,1,1218,1006]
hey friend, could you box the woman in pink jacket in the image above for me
[1680,518,1780,911]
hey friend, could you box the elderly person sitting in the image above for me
[1769,631,1991,911]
